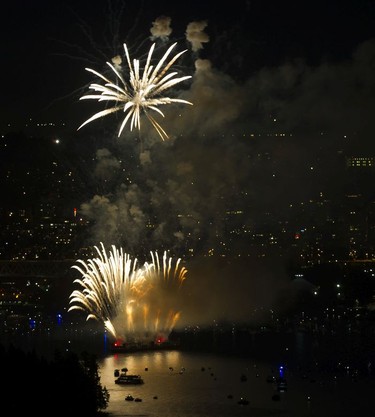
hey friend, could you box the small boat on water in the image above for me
[238,397,249,405]
[115,373,144,385]
[125,394,134,401]
[111,340,180,353]
[266,374,275,383]
[276,376,287,392]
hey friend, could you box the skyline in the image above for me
[1,127,375,325]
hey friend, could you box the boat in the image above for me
[111,339,180,353]
[276,376,287,392]
[125,394,134,401]
[266,374,276,383]
[238,397,249,405]
[115,373,144,385]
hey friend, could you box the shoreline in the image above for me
[2,326,374,379]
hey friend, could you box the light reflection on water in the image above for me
[98,350,374,417]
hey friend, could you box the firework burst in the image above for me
[78,42,193,140]
[68,243,187,342]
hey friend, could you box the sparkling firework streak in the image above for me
[78,42,193,140]
[68,243,188,343]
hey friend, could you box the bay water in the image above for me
[98,349,373,417]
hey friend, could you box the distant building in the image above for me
[346,157,375,168]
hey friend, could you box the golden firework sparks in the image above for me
[78,42,193,140]
[68,243,187,342]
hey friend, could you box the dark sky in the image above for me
[2,0,374,129]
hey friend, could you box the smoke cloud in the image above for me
[150,15,173,41]
[76,16,375,327]
[185,20,209,52]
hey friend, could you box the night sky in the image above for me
[2,0,374,129]
[2,0,375,323]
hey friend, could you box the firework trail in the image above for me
[78,42,193,140]
[68,243,187,343]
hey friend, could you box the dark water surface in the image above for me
[98,349,373,417]
[2,328,374,416]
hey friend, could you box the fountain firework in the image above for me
[68,242,187,343]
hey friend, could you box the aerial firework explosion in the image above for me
[78,42,193,140]
[68,242,188,343]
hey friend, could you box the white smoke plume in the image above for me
[150,15,173,41]
[185,20,209,52]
